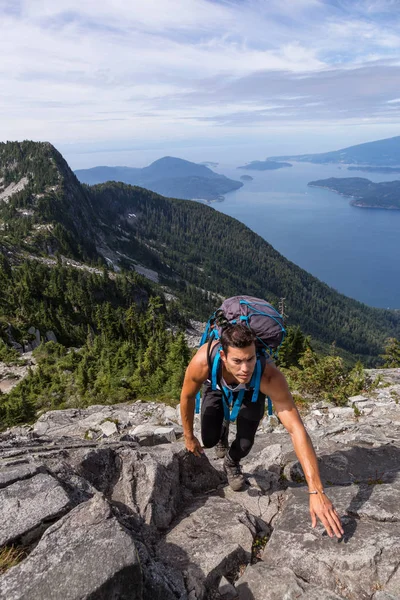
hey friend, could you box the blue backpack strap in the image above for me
[228,388,246,422]
[195,391,201,415]
[267,396,273,416]
[211,348,221,390]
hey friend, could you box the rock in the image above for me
[99,420,118,437]
[236,564,344,599]
[0,462,45,489]
[153,426,176,443]
[262,486,400,599]
[164,405,179,423]
[158,496,254,600]
[111,446,181,531]
[45,330,58,343]
[0,471,71,546]
[0,494,142,600]
[219,576,238,599]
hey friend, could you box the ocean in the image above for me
[213,162,400,309]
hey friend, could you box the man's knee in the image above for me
[202,431,220,448]
[238,437,253,457]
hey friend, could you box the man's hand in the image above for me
[184,434,204,457]
[310,493,344,539]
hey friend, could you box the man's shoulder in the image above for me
[261,357,278,380]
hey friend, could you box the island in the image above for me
[308,177,400,210]
[237,160,292,171]
[240,175,253,181]
[75,157,242,201]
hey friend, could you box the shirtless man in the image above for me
[180,324,343,539]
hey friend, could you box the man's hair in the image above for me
[220,324,256,354]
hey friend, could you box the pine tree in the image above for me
[381,338,400,368]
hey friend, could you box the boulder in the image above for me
[0,471,71,546]
[158,496,254,600]
[0,494,142,600]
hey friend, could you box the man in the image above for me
[180,324,343,539]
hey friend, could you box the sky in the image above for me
[1,0,400,167]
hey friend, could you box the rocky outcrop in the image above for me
[0,369,400,599]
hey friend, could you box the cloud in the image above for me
[0,0,400,154]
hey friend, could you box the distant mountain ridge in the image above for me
[269,135,400,166]
[75,156,242,201]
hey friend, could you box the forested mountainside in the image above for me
[88,181,400,360]
[1,141,400,366]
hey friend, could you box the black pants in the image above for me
[200,383,265,462]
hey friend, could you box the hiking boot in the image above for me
[214,421,229,459]
[223,454,246,491]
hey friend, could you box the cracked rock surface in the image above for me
[0,368,400,599]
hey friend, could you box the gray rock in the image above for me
[111,446,181,531]
[158,496,253,600]
[153,426,176,443]
[0,472,71,546]
[0,463,46,489]
[262,487,400,599]
[99,420,118,437]
[236,564,344,599]
[219,576,237,599]
[45,330,58,343]
[0,494,142,600]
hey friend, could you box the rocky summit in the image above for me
[1,369,400,600]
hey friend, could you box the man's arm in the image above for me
[262,364,344,539]
[180,346,209,457]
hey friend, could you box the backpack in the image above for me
[196,296,286,421]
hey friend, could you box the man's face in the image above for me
[220,343,257,384]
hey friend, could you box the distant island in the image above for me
[269,135,400,166]
[308,177,400,210]
[237,160,292,171]
[240,175,253,181]
[348,166,400,174]
[75,157,242,201]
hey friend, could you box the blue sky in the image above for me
[1,0,400,167]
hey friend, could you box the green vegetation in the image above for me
[0,546,27,575]
[283,348,366,406]
[0,302,191,428]
[381,337,400,367]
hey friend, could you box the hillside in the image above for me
[1,141,400,366]
[269,135,400,166]
[308,177,400,210]
[75,157,243,201]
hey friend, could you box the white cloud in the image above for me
[0,0,399,154]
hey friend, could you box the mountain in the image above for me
[74,157,243,201]
[269,136,400,166]
[2,141,400,366]
[237,160,292,171]
[0,141,99,260]
[308,177,400,210]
